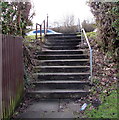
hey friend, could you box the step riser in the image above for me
[32,83,89,90]
[44,43,79,46]
[45,42,80,45]
[45,41,80,44]
[34,68,90,73]
[28,92,89,99]
[44,39,81,44]
[44,43,80,46]
[34,75,89,80]
[45,34,79,37]
[43,46,79,50]
[45,40,81,42]
[39,51,84,54]
[34,55,88,60]
[46,36,81,39]
[38,61,89,66]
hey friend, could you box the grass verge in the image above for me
[85,89,118,118]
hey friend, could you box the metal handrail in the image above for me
[35,15,49,51]
[81,28,93,84]
[35,15,49,39]
[35,21,46,40]
[36,23,42,39]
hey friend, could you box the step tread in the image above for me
[43,45,78,47]
[33,72,90,75]
[36,54,88,57]
[32,80,89,84]
[45,33,80,36]
[44,43,80,45]
[29,89,89,93]
[46,36,80,38]
[46,39,80,41]
[34,65,90,69]
[42,49,85,52]
[39,59,89,62]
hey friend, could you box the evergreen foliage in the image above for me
[89,1,119,62]
[1,2,34,37]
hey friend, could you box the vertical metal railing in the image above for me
[78,18,93,84]
[81,29,93,84]
[35,15,49,52]
[47,14,49,31]
[35,15,49,40]
[44,20,46,34]
[35,23,42,40]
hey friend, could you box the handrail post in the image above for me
[47,14,49,32]
[40,25,42,51]
[90,49,93,84]
[40,25,42,38]
[44,20,45,34]
[81,29,83,44]
[36,23,38,39]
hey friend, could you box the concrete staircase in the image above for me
[29,33,91,99]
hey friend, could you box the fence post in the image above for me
[0,34,2,119]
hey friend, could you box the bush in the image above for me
[82,20,96,32]
[89,2,119,62]
[52,25,78,34]
[86,32,97,39]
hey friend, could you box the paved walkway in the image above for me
[16,99,83,119]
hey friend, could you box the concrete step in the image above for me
[34,66,90,73]
[28,89,89,99]
[45,36,81,40]
[43,46,79,50]
[32,80,89,84]
[43,44,79,47]
[43,42,80,46]
[31,80,90,90]
[37,50,84,55]
[45,33,80,37]
[35,59,89,66]
[45,39,81,43]
[29,33,91,100]
[34,54,89,60]
[33,72,90,80]
[45,41,80,45]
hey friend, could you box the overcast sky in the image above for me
[31,0,94,27]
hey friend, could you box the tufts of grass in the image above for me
[85,90,118,118]
[25,35,44,40]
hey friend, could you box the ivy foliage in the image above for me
[1,2,34,37]
[89,2,119,62]
[112,1,119,36]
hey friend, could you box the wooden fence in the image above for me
[0,34,24,119]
